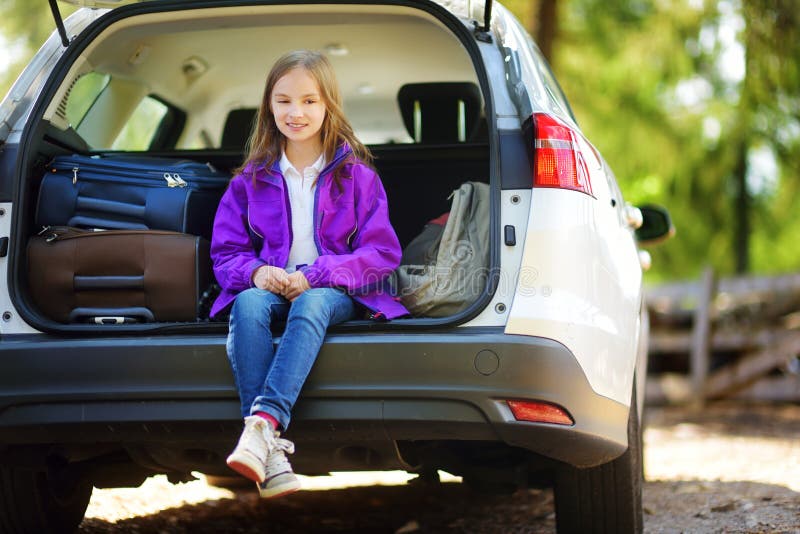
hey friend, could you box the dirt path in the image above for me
[78,403,800,533]
[642,403,800,533]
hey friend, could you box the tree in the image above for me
[550,0,714,280]
[503,0,559,65]
[545,0,799,280]
[3,0,798,281]
[534,0,558,65]
[0,0,75,98]
[736,1,800,273]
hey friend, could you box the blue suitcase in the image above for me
[36,154,230,239]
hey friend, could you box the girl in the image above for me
[210,50,408,499]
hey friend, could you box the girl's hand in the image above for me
[252,265,289,294]
[283,271,311,301]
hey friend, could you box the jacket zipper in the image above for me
[346,221,358,247]
[312,147,352,255]
[246,208,264,239]
[313,184,323,255]
[282,174,294,254]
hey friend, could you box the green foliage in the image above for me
[65,72,110,128]
[111,96,168,150]
[2,1,798,281]
[0,0,76,98]
[505,0,800,281]
[545,0,720,279]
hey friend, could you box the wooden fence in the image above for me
[645,268,800,405]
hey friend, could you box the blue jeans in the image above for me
[226,287,356,430]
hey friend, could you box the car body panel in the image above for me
[505,187,643,405]
[0,328,627,468]
[0,203,38,335]
[464,189,529,327]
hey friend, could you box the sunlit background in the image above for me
[0,0,800,283]
[1,2,798,529]
[1,0,799,282]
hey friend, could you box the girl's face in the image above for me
[270,67,326,150]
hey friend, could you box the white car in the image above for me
[0,1,671,532]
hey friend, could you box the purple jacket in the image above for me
[210,145,409,320]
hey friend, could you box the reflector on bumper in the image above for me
[507,400,574,426]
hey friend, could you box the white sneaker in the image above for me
[226,415,273,483]
[257,434,301,499]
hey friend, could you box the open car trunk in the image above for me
[11,1,496,333]
[10,2,496,332]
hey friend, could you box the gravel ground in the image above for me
[78,403,800,533]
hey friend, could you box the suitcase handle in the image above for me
[75,196,147,219]
[68,307,155,324]
[74,275,144,290]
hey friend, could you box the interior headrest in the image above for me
[221,108,257,150]
[397,82,483,144]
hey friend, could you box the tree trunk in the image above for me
[533,0,558,64]
[733,141,750,274]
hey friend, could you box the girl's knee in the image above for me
[296,288,344,305]
[290,288,353,323]
[290,288,335,316]
[231,288,281,322]
[231,287,260,312]
[299,288,334,300]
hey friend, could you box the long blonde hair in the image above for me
[236,50,372,187]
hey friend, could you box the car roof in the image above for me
[58,0,478,16]
[54,0,492,36]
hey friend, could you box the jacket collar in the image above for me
[320,143,353,176]
[279,151,326,177]
[248,142,353,179]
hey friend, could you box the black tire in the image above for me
[554,386,643,534]
[0,463,92,534]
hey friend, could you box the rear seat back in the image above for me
[220,108,257,150]
[216,102,489,248]
[396,82,485,144]
[372,144,489,247]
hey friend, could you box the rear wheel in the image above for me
[553,386,643,533]
[0,462,92,534]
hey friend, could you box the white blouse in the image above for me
[279,152,324,273]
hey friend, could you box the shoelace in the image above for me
[264,437,295,477]
[273,436,295,455]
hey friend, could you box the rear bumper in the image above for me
[0,327,628,468]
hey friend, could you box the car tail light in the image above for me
[533,113,593,197]
[507,399,574,426]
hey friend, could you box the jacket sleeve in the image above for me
[210,176,265,292]
[301,166,401,293]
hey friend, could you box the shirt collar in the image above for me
[279,152,326,177]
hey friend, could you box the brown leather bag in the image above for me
[27,227,211,323]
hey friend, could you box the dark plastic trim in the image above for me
[0,142,18,202]
[499,128,531,189]
[147,94,187,150]
[47,0,70,47]
[504,224,516,246]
